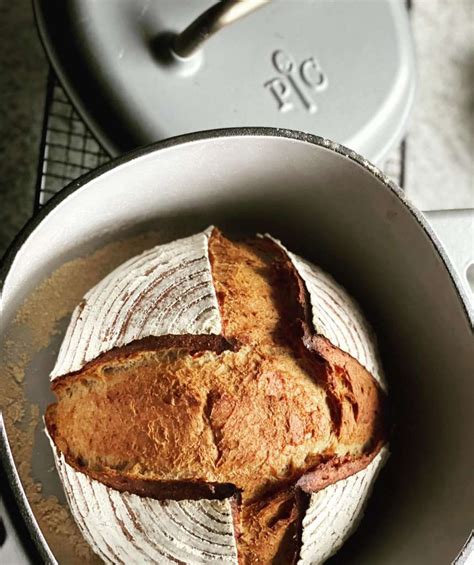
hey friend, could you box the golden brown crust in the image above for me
[236,489,309,565]
[51,334,238,391]
[296,441,385,494]
[46,229,387,564]
[46,345,334,502]
[55,447,237,500]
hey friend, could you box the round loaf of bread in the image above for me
[46,227,388,564]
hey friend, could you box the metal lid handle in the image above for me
[172,0,270,59]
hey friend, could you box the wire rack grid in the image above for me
[34,74,109,210]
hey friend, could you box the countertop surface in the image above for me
[0,1,47,258]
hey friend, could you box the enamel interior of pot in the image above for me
[1,133,472,564]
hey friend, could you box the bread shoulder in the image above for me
[49,429,238,563]
[50,228,222,379]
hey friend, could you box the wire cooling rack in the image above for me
[34,73,110,210]
[34,73,404,210]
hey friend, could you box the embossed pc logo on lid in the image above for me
[264,50,328,113]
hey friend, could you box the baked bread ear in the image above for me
[46,228,387,564]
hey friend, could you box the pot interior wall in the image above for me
[1,134,472,564]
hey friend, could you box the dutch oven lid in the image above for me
[34,0,415,161]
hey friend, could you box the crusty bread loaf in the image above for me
[46,229,387,564]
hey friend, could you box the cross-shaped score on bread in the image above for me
[46,228,387,564]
